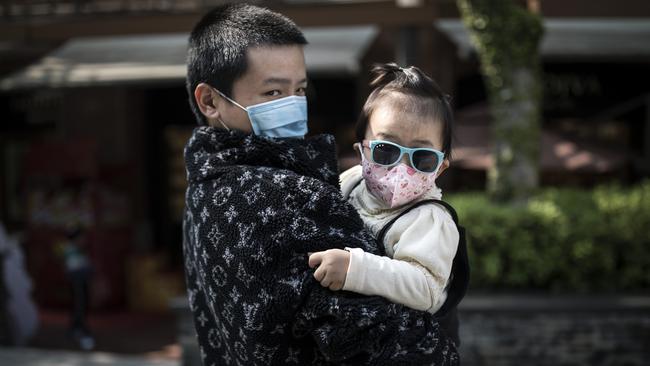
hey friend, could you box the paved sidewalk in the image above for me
[0,347,180,366]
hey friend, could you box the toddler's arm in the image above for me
[313,204,459,313]
[344,249,445,313]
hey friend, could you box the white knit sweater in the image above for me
[340,165,459,314]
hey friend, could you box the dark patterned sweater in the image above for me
[182,126,459,365]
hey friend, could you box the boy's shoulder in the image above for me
[199,164,309,185]
[195,164,341,206]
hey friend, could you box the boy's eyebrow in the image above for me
[263,77,308,85]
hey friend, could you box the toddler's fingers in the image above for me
[322,272,341,290]
[319,276,332,288]
[329,281,343,291]
[308,251,324,268]
[313,265,326,282]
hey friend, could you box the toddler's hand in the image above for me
[308,249,350,291]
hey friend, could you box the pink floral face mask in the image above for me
[360,152,438,208]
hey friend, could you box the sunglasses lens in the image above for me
[372,142,401,165]
[412,150,439,173]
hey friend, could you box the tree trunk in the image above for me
[456,0,544,203]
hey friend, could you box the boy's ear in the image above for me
[194,83,222,122]
[437,159,450,178]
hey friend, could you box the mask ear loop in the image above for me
[210,87,253,132]
[212,88,247,111]
[217,117,230,131]
[354,142,369,163]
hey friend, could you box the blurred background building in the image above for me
[0,0,649,365]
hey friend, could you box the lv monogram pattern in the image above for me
[183,127,459,365]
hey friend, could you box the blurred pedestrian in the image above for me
[57,225,94,350]
[0,222,39,346]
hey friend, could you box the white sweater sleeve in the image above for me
[343,205,459,313]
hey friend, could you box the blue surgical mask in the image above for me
[213,88,308,138]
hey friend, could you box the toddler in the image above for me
[309,63,459,315]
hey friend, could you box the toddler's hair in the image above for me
[355,63,453,159]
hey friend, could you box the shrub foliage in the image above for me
[448,181,650,292]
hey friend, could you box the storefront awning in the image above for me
[453,103,629,173]
[0,26,378,90]
[436,18,650,60]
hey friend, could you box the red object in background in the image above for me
[23,139,98,179]
[22,139,131,309]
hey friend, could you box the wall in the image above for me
[458,295,650,366]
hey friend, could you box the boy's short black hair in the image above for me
[186,4,308,125]
[355,63,454,159]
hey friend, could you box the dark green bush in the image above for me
[447,181,650,293]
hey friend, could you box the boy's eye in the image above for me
[265,90,281,97]
[296,87,307,95]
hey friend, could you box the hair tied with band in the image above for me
[370,62,404,88]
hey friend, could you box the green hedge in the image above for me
[447,181,650,293]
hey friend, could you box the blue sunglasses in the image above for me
[361,139,444,174]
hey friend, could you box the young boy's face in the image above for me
[216,45,308,132]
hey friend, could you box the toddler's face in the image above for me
[360,103,450,177]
